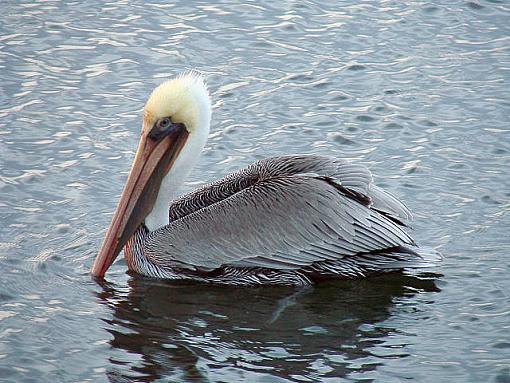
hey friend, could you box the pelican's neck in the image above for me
[144,95,211,232]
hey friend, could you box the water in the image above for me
[1,0,509,381]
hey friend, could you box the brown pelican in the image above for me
[91,72,440,285]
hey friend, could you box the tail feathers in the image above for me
[369,185,413,223]
[409,246,443,267]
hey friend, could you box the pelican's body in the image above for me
[91,72,440,285]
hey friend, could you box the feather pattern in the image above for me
[123,155,440,285]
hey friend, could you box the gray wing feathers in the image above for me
[169,155,411,224]
[149,158,416,271]
[368,185,412,222]
[258,155,412,222]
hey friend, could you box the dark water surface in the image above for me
[1,1,509,382]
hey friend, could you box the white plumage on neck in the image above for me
[144,73,212,232]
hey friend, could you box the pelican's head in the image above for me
[91,72,211,278]
[143,72,211,138]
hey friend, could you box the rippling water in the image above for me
[1,1,509,382]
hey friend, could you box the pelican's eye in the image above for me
[149,117,174,141]
[157,117,171,130]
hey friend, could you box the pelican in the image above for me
[91,72,440,285]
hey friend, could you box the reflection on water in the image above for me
[97,275,439,382]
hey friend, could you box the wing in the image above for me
[168,155,411,223]
[147,156,416,271]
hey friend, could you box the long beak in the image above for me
[91,124,189,278]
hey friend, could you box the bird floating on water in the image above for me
[91,72,441,285]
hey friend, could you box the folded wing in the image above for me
[145,155,427,273]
